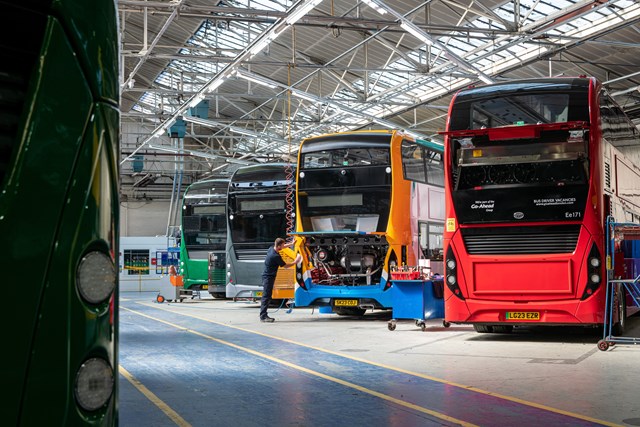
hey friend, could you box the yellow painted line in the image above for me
[122,306,475,427]
[119,365,192,427]
[139,302,622,427]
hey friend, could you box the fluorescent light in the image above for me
[400,22,433,46]
[232,127,257,136]
[478,74,493,84]
[361,0,386,15]
[293,90,317,103]
[248,37,272,56]
[187,94,205,108]
[205,79,224,93]
[237,73,276,89]
[285,0,323,25]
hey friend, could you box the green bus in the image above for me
[1,0,119,425]
[180,179,230,298]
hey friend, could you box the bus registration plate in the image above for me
[334,299,358,307]
[506,312,540,320]
[254,291,263,298]
[202,285,208,290]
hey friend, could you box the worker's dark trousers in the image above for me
[259,276,275,319]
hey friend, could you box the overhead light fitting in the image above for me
[237,73,276,89]
[187,94,205,108]
[400,22,433,46]
[248,37,273,57]
[293,90,317,103]
[285,0,323,25]
[205,79,225,93]
[232,127,258,137]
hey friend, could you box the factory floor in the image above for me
[119,292,640,427]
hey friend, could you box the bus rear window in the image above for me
[449,81,590,131]
[303,148,389,168]
[469,94,570,129]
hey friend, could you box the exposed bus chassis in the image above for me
[305,233,388,286]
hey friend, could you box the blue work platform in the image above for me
[387,279,447,331]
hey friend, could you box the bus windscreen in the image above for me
[230,213,286,243]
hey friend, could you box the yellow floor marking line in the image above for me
[138,301,622,427]
[119,365,192,427]
[122,306,475,427]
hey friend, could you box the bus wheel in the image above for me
[156,295,165,304]
[442,320,451,328]
[212,292,226,299]
[473,324,494,333]
[597,340,610,351]
[388,321,396,331]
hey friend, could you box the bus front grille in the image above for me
[234,248,268,261]
[461,225,581,255]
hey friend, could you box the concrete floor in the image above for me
[119,292,640,426]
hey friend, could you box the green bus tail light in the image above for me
[74,358,114,412]
[77,251,116,304]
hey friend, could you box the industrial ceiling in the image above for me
[119,0,640,200]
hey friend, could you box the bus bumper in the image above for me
[226,283,263,299]
[294,284,393,309]
[444,292,606,325]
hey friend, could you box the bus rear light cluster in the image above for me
[296,265,307,290]
[76,251,116,305]
[445,247,465,300]
[581,243,602,300]
[74,357,114,412]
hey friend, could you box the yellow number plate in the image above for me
[202,285,208,290]
[254,291,263,298]
[506,312,540,320]
[334,299,358,307]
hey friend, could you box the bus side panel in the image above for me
[53,0,120,104]
[22,105,119,425]
[1,18,96,425]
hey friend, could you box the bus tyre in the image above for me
[597,340,610,351]
[473,324,494,333]
[443,320,451,328]
[156,295,165,304]
[212,292,226,299]
[388,321,396,331]
[420,322,427,332]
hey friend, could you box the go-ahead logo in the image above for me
[513,211,524,219]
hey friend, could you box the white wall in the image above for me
[120,201,175,237]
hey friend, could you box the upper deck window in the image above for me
[401,141,444,187]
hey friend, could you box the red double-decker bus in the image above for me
[441,77,640,333]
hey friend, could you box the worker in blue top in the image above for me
[260,237,301,322]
